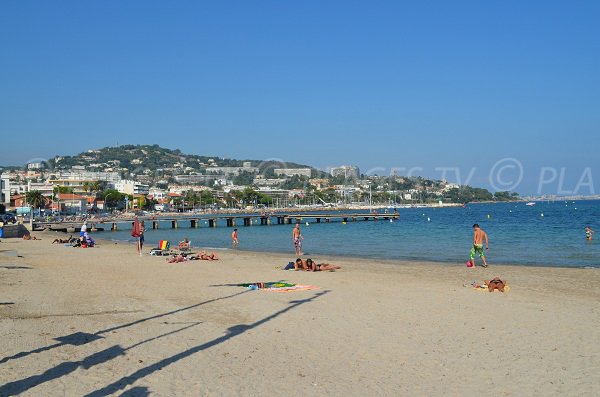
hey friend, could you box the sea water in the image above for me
[103,200,600,268]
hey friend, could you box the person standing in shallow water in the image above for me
[585,226,594,241]
[231,228,239,247]
[292,223,303,256]
[469,223,489,267]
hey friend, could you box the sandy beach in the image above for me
[1,231,599,396]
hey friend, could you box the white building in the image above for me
[27,182,54,197]
[330,165,360,179]
[1,174,10,205]
[168,185,212,195]
[148,187,168,201]
[206,164,259,176]
[174,174,218,184]
[274,168,312,178]
[27,162,44,170]
[113,180,149,195]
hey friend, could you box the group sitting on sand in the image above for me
[294,258,341,271]
[167,251,219,263]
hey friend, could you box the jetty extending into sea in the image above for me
[36,211,401,233]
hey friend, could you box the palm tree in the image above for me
[89,181,103,197]
[25,190,46,211]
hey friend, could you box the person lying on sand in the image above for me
[295,258,308,271]
[485,277,506,292]
[190,251,219,260]
[295,258,341,271]
[167,254,187,263]
[52,235,73,244]
[166,251,219,263]
[23,234,41,240]
[306,258,341,272]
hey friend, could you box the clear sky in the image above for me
[1,1,598,194]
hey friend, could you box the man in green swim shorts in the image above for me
[469,223,489,267]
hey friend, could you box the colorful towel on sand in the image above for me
[240,282,319,292]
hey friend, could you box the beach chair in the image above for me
[150,240,171,256]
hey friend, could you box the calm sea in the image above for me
[103,200,600,268]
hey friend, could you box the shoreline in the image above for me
[41,229,600,270]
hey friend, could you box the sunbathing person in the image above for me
[190,251,219,260]
[53,235,73,244]
[294,258,308,271]
[485,277,506,292]
[306,258,341,272]
[178,238,191,251]
[167,254,187,263]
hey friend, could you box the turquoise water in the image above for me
[103,200,600,268]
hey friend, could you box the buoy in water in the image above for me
[305,222,309,226]
[427,217,431,222]
[541,213,544,217]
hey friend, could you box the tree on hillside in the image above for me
[281,175,309,190]
[233,171,256,186]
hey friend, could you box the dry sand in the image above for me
[1,231,599,396]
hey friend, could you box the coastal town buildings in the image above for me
[330,165,360,179]
[274,168,312,178]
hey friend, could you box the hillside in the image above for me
[45,144,322,177]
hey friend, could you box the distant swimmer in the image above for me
[585,226,594,241]
[468,223,489,268]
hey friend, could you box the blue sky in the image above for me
[1,1,599,194]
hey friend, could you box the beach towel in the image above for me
[266,285,319,292]
[240,282,319,292]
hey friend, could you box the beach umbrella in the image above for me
[131,217,141,237]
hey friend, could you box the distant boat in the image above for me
[526,202,536,206]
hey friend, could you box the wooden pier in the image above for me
[36,212,400,233]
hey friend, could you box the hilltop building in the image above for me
[274,168,312,178]
[330,165,360,179]
[206,163,259,176]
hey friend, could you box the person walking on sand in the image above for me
[468,223,489,267]
[231,228,239,247]
[293,223,304,256]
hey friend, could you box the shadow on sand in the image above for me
[0,289,327,396]
[0,290,248,365]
